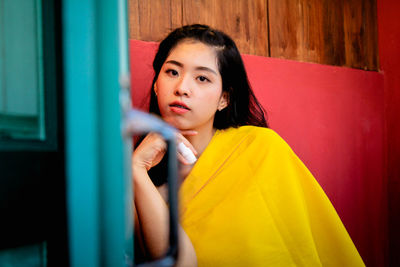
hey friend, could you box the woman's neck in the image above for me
[185,126,216,157]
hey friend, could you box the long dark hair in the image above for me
[149,24,268,129]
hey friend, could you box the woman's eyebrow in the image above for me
[196,66,218,75]
[165,60,218,75]
[165,60,183,67]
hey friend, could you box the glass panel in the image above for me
[0,0,44,141]
[0,242,46,266]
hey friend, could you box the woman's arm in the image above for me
[134,202,148,260]
[133,133,197,266]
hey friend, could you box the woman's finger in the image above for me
[176,133,197,155]
[177,153,190,165]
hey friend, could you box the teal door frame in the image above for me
[63,0,132,266]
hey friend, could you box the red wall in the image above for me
[378,0,400,266]
[130,39,386,266]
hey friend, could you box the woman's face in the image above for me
[155,40,227,132]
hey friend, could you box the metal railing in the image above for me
[118,0,178,265]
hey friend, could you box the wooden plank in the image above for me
[129,0,182,42]
[268,0,344,65]
[268,0,301,60]
[128,0,140,40]
[268,0,378,70]
[343,0,378,70]
[181,0,269,56]
[320,0,346,66]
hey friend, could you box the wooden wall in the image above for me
[129,0,378,71]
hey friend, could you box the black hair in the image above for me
[149,24,268,129]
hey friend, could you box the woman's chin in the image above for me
[174,124,193,131]
[163,118,191,130]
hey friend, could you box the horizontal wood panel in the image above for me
[128,0,378,70]
[129,0,269,56]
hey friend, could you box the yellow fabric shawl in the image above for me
[179,126,364,266]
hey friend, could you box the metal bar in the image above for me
[123,109,179,267]
[117,0,134,264]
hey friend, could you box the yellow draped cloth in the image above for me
[179,126,364,266]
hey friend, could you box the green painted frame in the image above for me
[63,0,132,265]
[0,0,67,265]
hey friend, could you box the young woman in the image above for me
[133,24,364,266]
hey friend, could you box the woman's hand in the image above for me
[132,130,199,266]
[133,130,198,172]
[133,132,167,171]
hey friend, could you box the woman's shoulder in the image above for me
[211,126,295,160]
[223,126,286,144]
[221,126,294,155]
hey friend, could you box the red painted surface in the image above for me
[378,0,400,265]
[130,39,386,266]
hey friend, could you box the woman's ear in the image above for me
[154,84,158,96]
[218,92,229,111]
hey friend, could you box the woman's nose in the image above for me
[174,76,191,96]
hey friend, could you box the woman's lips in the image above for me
[170,106,190,114]
[169,101,190,114]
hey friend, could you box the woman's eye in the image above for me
[166,69,178,77]
[197,76,210,83]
